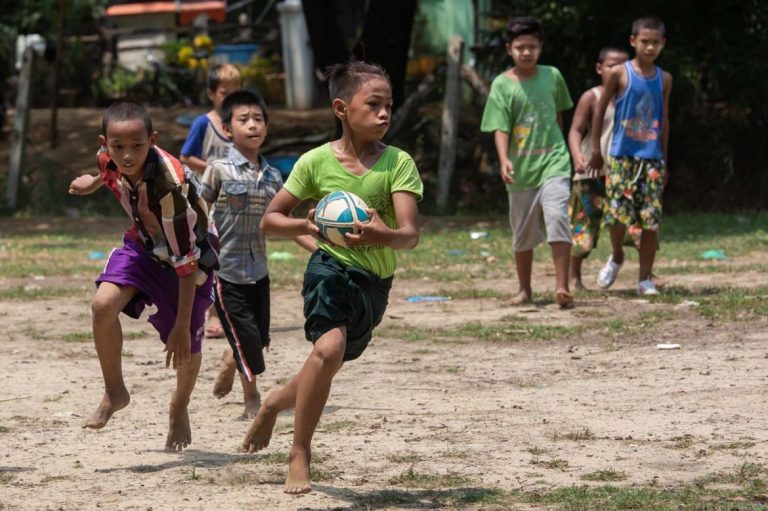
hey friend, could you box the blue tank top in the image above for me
[610,61,664,159]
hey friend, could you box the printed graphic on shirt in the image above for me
[622,91,659,142]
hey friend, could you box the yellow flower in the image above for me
[178,46,194,64]
[188,57,199,70]
[193,35,213,51]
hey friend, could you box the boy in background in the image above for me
[201,90,315,417]
[481,16,574,308]
[181,63,242,339]
[588,16,672,295]
[567,47,629,290]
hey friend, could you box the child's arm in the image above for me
[661,71,673,180]
[588,67,622,171]
[68,174,103,195]
[180,154,208,175]
[261,188,321,239]
[344,191,419,250]
[493,131,515,184]
[292,235,318,253]
[165,272,196,369]
[568,90,596,175]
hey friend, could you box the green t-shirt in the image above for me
[284,143,424,278]
[480,65,573,192]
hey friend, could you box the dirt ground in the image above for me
[1,110,767,509]
[1,240,767,510]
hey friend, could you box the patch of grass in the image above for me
[435,287,511,300]
[0,426,10,433]
[554,426,596,441]
[710,441,756,451]
[320,419,357,433]
[442,365,463,373]
[387,453,424,464]
[581,469,628,482]
[0,286,85,301]
[62,331,91,343]
[696,462,767,486]
[311,467,340,482]
[0,472,14,485]
[439,449,471,459]
[669,434,695,450]
[388,467,472,489]
[526,447,547,456]
[698,287,768,321]
[530,458,569,470]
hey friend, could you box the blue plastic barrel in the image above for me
[267,154,300,180]
[212,44,260,64]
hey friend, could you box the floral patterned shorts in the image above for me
[603,157,665,231]
[570,178,644,258]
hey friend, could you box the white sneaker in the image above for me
[637,279,659,296]
[597,255,622,289]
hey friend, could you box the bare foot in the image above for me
[555,289,574,309]
[242,402,278,452]
[165,401,192,451]
[572,278,587,291]
[242,390,262,419]
[508,290,532,306]
[213,349,236,398]
[284,447,311,494]
[81,389,130,429]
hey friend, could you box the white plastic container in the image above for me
[277,0,315,109]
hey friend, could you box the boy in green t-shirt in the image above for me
[481,16,574,308]
[241,61,423,494]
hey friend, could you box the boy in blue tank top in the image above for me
[588,16,672,296]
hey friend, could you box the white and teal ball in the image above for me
[314,191,371,246]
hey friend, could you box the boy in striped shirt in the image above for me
[68,100,219,451]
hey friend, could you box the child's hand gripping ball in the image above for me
[314,191,371,246]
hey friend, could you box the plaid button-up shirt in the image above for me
[201,147,283,284]
[99,145,219,283]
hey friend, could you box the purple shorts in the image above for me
[95,239,214,353]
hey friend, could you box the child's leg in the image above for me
[510,250,534,305]
[213,347,237,398]
[570,255,586,290]
[242,327,346,494]
[286,327,346,494]
[166,351,202,451]
[638,229,658,282]
[550,241,572,307]
[609,223,628,264]
[542,177,573,306]
[240,373,261,418]
[83,282,137,429]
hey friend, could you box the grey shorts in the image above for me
[508,176,572,252]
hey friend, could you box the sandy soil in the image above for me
[1,247,767,510]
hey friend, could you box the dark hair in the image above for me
[207,63,242,92]
[598,46,629,63]
[506,16,542,43]
[102,100,152,136]
[632,16,666,37]
[221,90,269,125]
[326,61,391,102]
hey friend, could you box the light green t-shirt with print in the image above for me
[481,65,573,192]
[284,143,424,279]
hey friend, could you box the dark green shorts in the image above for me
[302,250,393,362]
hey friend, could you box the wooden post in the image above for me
[436,35,464,212]
[6,46,34,210]
[50,0,66,148]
